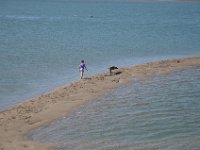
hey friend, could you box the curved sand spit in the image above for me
[0,56,200,150]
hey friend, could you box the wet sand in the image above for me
[0,56,200,150]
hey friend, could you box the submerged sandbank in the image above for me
[0,56,200,150]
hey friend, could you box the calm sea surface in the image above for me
[30,67,200,150]
[0,0,200,110]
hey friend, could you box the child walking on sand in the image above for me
[79,60,87,79]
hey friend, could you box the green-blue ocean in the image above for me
[1,0,200,110]
[1,0,200,149]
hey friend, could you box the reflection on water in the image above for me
[29,67,200,150]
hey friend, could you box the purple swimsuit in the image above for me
[79,63,86,71]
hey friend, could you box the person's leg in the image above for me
[80,70,84,79]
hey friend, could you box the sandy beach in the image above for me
[0,56,200,150]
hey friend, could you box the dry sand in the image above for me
[0,56,200,150]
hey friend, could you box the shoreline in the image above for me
[0,56,200,150]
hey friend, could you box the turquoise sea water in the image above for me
[0,0,200,110]
[30,67,200,150]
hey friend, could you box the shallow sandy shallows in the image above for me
[0,57,200,150]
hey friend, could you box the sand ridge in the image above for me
[0,56,200,150]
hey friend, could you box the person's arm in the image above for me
[85,64,88,71]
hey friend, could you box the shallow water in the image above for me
[29,67,200,150]
[1,0,200,110]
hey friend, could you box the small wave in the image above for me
[2,15,69,21]
[4,15,42,21]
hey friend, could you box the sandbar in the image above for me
[0,56,200,150]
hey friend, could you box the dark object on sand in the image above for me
[177,60,180,63]
[109,66,118,75]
